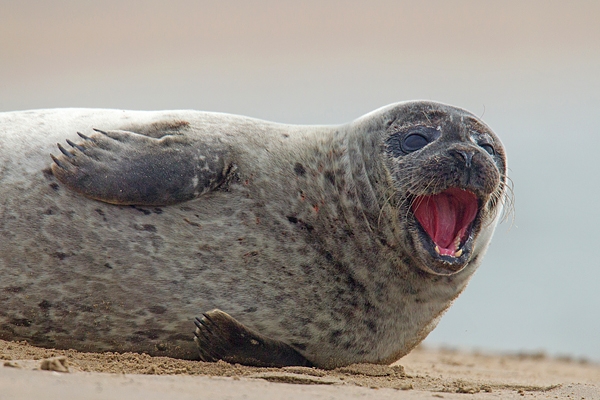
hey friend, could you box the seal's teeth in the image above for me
[454,235,461,249]
[455,248,463,257]
[435,245,440,255]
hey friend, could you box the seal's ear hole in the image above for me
[480,143,495,156]
[402,133,429,152]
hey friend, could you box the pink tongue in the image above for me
[412,188,478,256]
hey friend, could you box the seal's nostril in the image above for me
[453,150,474,168]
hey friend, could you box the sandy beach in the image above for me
[1,339,598,399]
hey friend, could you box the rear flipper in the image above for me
[194,309,312,367]
[51,126,231,206]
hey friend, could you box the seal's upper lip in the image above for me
[412,188,479,258]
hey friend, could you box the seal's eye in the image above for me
[387,127,439,157]
[402,134,429,152]
[480,143,495,156]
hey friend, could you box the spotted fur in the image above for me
[0,102,507,368]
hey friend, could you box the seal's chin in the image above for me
[412,188,479,274]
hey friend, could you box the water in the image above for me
[1,0,599,361]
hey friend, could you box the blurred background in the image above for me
[1,0,599,362]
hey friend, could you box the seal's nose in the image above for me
[451,149,475,168]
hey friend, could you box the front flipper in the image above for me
[51,128,231,206]
[194,309,312,368]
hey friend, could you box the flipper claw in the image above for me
[66,139,85,152]
[57,143,74,158]
[50,153,67,169]
[92,128,108,135]
[77,132,93,141]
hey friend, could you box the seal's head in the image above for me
[380,101,508,276]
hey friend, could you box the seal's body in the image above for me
[0,102,507,368]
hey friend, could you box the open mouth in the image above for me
[412,188,479,259]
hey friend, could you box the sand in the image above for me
[1,339,598,399]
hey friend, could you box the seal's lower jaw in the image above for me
[411,188,480,275]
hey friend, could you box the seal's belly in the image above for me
[0,171,309,358]
[0,171,453,363]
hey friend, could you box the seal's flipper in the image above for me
[194,309,312,368]
[51,128,231,206]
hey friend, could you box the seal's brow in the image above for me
[465,117,489,132]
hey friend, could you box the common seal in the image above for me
[0,101,508,368]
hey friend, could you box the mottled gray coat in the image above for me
[0,102,506,368]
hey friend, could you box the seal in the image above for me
[0,101,509,368]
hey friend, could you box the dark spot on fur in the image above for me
[4,286,24,293]
[49,183,60,191]
[76,304,95,313]
[143,224,157,232]
[403,282,419,296]
[324,170,336,185]
[104,263,113,269]
[43,208,54,215]
[294,162,306,176]
[314,320,329,331]
[184,218,202,228]
[38,300,52,309]
[244,307,257,313]
[136,224,157,232]
[299,220,314,232]
[287,216,298,224]
[153,208,163,214]
[53,252,68,260]
[131,206,151,215]
[329,330,343,344]
[95,209,105,216]
[11,318,32,327]
[323,251,371,313]
[42,167,54,179]
[282,133,290,138]
[222,207,235,217]
[366,320,377,333]
[148,305,167,315]
[301,264,312,274]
